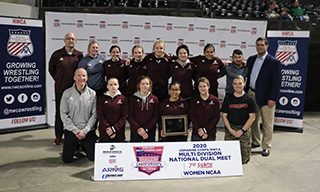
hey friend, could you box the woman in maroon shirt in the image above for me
[170,44,196,100]
[144,39,171,101]
[129,76,159,142]
[159,82,189,142]
[97,78,128,142]
[190,44,224,97]
[126,45,147,96]
[190,77,220,141]
[103,45,127,94]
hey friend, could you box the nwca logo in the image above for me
[7,29,34,58]
[276,40,298,66]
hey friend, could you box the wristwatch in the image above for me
[241,128,247,133]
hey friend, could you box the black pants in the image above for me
[62,130,97,163]
[54,91,64,139]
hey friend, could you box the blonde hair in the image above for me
[87,40,99,52]
[131,44,145,55]
[197,77,210,87]
[233,75,246,83]
[152,39,165,51]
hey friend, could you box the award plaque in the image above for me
[161,115,188,136]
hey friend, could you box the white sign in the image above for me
[94,141,242,181]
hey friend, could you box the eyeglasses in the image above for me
[65,37,76,41]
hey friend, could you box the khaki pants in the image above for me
[248,89,275,149]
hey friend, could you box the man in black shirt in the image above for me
[221,75,257,164]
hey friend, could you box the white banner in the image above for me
[94,141,242,181]
[45,12,267,126]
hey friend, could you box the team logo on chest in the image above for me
[7,29,34,58]
[117,99,123,104]
[276,40,298,66]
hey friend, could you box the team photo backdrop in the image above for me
[45,11,267,126]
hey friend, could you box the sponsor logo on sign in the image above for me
[251,27,257,35]
[100,51,107,59]
[188,24,194,31]
[89,36,95,42]
[220,40,226,48]
[166,23,173,30]
[76,20,83,28]
[209,25,216,32]
[122,52,129,59]
[99,21,106,28]
[7,29,34,58]
[122,21,129,29]
[240,41,247,49]
[53,19,60,27]
[112,36,118,44]
[177,39,184,46]
[230,26,237,33]
[134,146,164,175]
[102,144,122,154]
[199,40,205,47]
[133,37,140,44]
[144,22,151,30]
[276,40,298,65]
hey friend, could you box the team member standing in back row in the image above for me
[144,39,171,101]
[246,37,280,157]
[78,40,105,95]
[190,44,224,97]
[220,49,248,95]
[103,45,127,95]
[169,44,196,100]
[49,32,83,145]
[126,45,147,96]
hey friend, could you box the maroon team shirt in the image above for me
[96,93,128,140]
[103,59,128,94]
[144,53,170,87]
[128,94,159,133]
[159,98,190,131]
[169,60,196,98]
[190,94,220,137]
[49,47,83,93]
[191,55,224,95]
[126,59,147,96]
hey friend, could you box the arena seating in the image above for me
[41,0,319,21]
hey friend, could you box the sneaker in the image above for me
[261,149,270,157]
[54,137,62,145]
